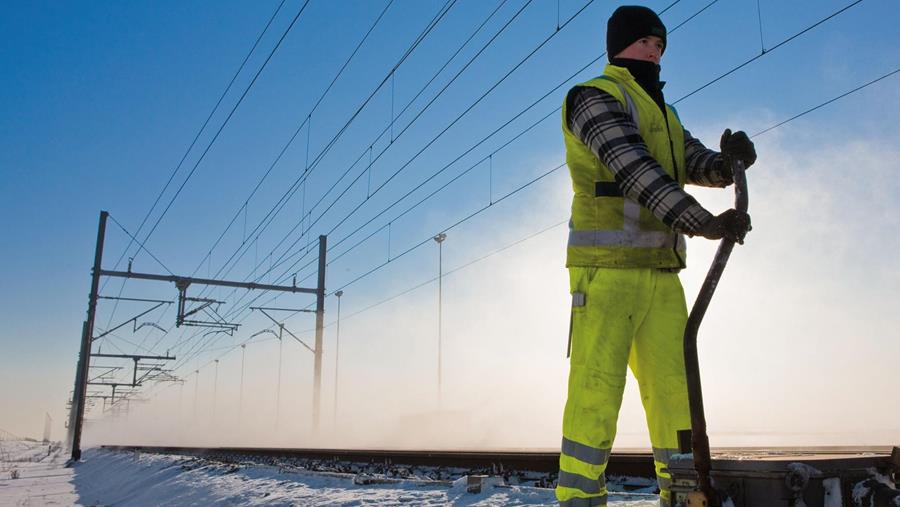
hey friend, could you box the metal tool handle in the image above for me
[733,159,748,213]
[683,157,749,506]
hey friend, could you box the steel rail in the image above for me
[100,446,657,478]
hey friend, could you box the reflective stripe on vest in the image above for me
[616,79,640,129]
[568,200,673,248]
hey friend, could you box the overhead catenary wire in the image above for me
[107,214,175,276]
[751,66,900,138]
[137,0,314,253]
[225,0,591,296]
[198,0,525,292]
[259,0,549,278]
[151,5,531,364]
[186,0,462,296]
[271,0,516,255]
[667,0,719,33]
[658,0,682,16]
[153,0,464,360]
[278,0,460,187]
[319,0,593,240]
[673,0,864,104]
[188,0,397,278]
[101,0,291,293]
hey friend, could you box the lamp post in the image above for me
[193,369,199,420]
[433,232,447,409]
[333,290,344,428]
[275,324,283,430]
[239,344,246,425]
[212,359,219,420]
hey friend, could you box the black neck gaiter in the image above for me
[610,58,666,114]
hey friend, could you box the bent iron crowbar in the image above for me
[682,159,748,506]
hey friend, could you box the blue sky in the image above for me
[1,0,898,447]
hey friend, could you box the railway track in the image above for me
[101,445,657,490]
[100,445,894,486]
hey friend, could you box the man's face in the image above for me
[614,35,664,64]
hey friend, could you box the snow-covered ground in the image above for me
[0,440,660,506]
[0,439,73,506]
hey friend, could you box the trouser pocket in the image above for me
[567,291,586,358]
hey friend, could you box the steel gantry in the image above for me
[68,211,328,462]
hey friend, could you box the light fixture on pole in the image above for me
[433,232,447,409]
[333,290,344,427]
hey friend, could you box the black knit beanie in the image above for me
[606,5,667,61]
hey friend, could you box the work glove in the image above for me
[720,128,757,169]
[698,209,751,244]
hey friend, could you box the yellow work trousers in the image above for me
[556,267,690,507]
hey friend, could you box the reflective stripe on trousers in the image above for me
[652,446,679,505]
[558,470,606,494]
[559,495,608,506]
[562,437,610,465]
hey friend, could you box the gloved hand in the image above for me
[720,128,757,168]
[697,209,751,244]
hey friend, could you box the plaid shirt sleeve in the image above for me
[683,129,733,187]
[566,85,712,236]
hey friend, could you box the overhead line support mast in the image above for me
[68,211,328,462]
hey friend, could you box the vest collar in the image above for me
[603,63,666,90]
[603,63,667,115]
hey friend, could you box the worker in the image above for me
[556,5,755,507]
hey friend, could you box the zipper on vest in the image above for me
[664,112,687,269]
[663,112,679,183]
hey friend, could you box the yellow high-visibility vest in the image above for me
[562,64,688,268]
